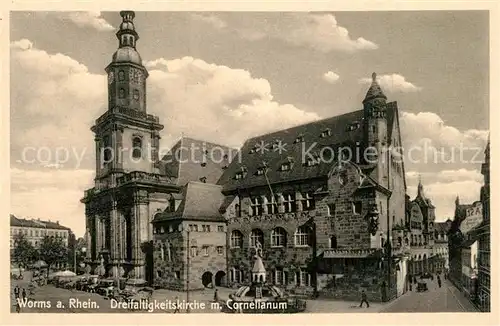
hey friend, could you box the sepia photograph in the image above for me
[7,8,492,317]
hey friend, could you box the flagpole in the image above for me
[263,162,279,209]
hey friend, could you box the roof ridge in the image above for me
[178,135,238,150]
[245,109,363,142]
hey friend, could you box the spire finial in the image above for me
[372,72,377,82]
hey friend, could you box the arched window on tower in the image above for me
[118,70,125,81]
[132,136,142,159]
[129,36,133,47]
[103,135,112,163]
[119,88,125,98]
[329,236,338,249]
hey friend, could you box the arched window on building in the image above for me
[230,230,243,248]
[160,244,165,261]
[329,235,338,249]
[132,136,142,159]
[398,237,402,247]
[294,226,310,247]
[250,229,264,248]
[271,227,287,247]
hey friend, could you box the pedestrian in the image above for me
[359,289,370,308]
[214,288,219,303]
[14,285,20,300]
[174,296,180,313]
[21,288,27,301]
[15,302,21,313]
[437,275,442,288]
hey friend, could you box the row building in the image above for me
[82,11,434,302]
[10,214,72,269]
[448,138,490,311]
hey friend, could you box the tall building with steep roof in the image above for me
[83,12,412,301]
[81,11,234,283]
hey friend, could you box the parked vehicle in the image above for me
[420,272,433,280]
[97,279,116,296]
[417,282,428,292]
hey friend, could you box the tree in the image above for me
[39,236,68,277]
[12,233,37,273]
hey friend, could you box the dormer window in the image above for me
[235,167,247,180]
[305,154,319,167]
[280,163,291,171]
[200,177,207,183]
[347,122,361,131]
[201,162,207,167]
[256,167,266,176]
[222,165,228,170]
[279,157,294,171]
[320,128,332,138]
[294,134,305,143]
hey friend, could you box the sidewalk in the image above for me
[445,282,479,312]
[151,286,408,313]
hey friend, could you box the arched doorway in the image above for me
[142,241,155,285]
[215,271,226,286]
[202,271,213,288]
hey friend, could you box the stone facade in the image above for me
[82,12,416,303]
[153,220,227,291]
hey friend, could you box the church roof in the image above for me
[153,181,225,222]
[434,221,451,233]
[159,136,238,186]
[218,104,398,192]
[112,47,142,65]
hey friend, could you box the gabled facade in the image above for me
[218,73,408,301]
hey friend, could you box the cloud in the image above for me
[191,13,227,29]
[60,11,114,31]
[360,73,421,93]
[11,39,106,171]
[144,56,320,147]
[407,180,482,221]
[11,168,94,236]
[235,13,378,53]
[406,169,483,184]
[400,111,488,152]
[323,71,340,84]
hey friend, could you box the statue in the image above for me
[255,240,263,258]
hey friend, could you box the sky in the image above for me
[10,11,489,237]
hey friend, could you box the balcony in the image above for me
[95,106,160,125]
[117,171,172,185]
[84,187,96,198]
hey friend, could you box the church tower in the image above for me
[92,10,163,188]
[363,72,388,186]
[83,11,172,284]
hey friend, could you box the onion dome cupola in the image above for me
[106,10,148,113]
[112,11,143,65]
